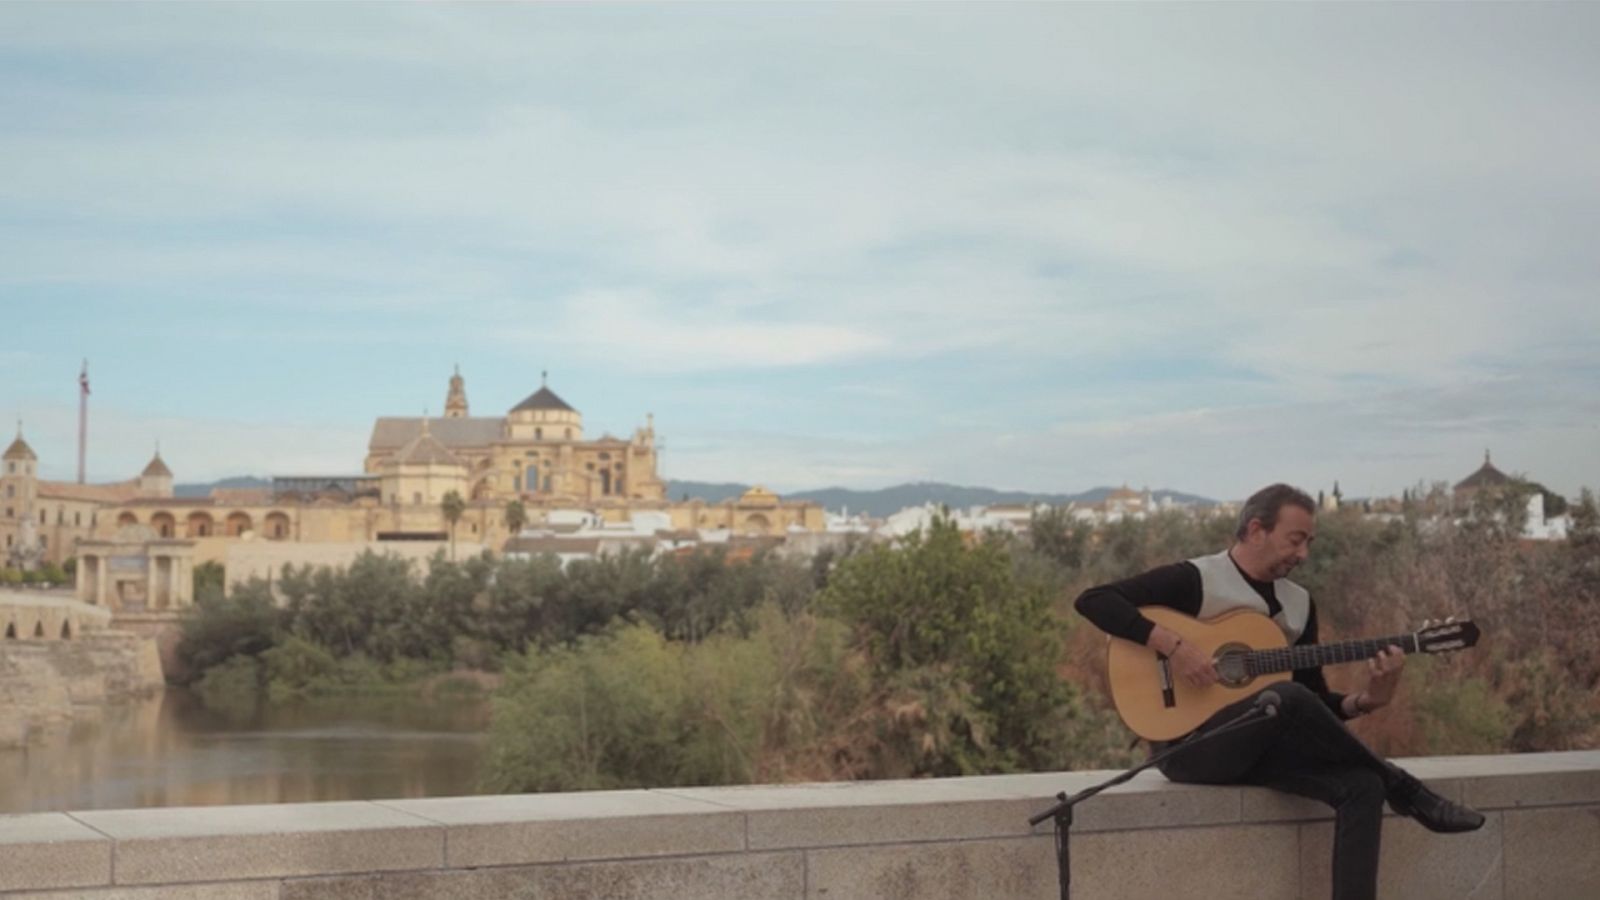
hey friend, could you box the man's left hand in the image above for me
[1362,645,1406,710]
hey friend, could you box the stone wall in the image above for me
[0,631,164,748]
[0,751,1595,898]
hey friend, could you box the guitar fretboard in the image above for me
[1244,634,1419,676]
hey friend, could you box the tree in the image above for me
[193,560,225,597]
[441,490,466,560]
[821,514,1101,775]
[1028,505,1087,570]
[504,499,527,539]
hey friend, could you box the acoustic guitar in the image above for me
[1107,607,1480,741]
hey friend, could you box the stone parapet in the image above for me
[0,751,1594,899]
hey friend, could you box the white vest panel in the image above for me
[1188,549,1311,643]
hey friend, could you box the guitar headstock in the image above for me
[1415,617,1480,654]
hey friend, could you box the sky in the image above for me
[2,3,1598,502]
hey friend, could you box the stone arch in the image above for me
[33,620,45,638]
[4,621,15,639]
[117,511,139,527]
[150,511,177,538]
[60,620,71,640]
[264,511,291,540]
[187,511,215,538]
[742,513,771,535]
[225,511,253,537]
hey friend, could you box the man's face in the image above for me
[1254,504,1316,579]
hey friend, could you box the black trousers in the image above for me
[1156,682,1412,900]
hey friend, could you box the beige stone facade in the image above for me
[3,373,823,574]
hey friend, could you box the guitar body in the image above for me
[1107,607,1292,741]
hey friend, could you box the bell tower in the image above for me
[444,365,469,419]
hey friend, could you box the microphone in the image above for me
[1255,690,1283,717]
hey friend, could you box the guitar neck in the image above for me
[1247,633,1418,675]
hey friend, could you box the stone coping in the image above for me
[0,752,1593,894]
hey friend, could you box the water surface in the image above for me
[0,687,492,813]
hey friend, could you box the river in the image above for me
[0,687,493,814]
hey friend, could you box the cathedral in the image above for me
[2,371,822,596]
[361,369,667,507]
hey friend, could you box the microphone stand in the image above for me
[1028,699,1278,900]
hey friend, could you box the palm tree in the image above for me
[441,490,466,560]
[504,499,528,542]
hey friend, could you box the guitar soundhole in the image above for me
[1213,644,1253,687]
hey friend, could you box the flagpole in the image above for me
[78,360,89,484]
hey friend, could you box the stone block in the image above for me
[0,812,112,892]
[961,769,1245,833]
[805,835,1058,900]
[1504,806,1600,900]
[659,779,1035,850]
[1069,823,1298,899]
[1,882,277,900]
[376,790,744,867]
[281,851,806,900]
[70,801,442,884]
[1462,765,1600,810]
[1299,811,1503,900]
[1240,785,1332,823]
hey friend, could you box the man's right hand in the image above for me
[1150,624,1218,687]
[1168,640,1219,688]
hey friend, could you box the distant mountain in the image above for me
[667,480,1216,518]
[174,476,272,498]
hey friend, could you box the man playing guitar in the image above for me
[1075,483,1484,900]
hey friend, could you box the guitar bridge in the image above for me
[1158,655,1176,708]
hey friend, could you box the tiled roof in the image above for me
[3,434,36,461]
[394,430,463,467]
[211,488,274,506]
[504,536,605,555]
[141,454,172,478]
[1455,453,1512,491]
[369,417,503,451]
[510,386,576,414]
[36,480,141,503]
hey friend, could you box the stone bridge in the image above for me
[0,751,1594,898]
[0,591,110,642]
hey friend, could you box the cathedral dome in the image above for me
[510,386,576,414]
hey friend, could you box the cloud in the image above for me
[1,3,1597,497]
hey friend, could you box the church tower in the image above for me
[3,424,40,565]
[444,365,469,419]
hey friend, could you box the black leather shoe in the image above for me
[1389,785,1486,833]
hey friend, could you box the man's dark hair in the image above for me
[1235,483,1316,541]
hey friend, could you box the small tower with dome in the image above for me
[444,365,469,419]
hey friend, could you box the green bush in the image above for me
[196,654,265,707]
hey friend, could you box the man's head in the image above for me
[1232,483,1317,581]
